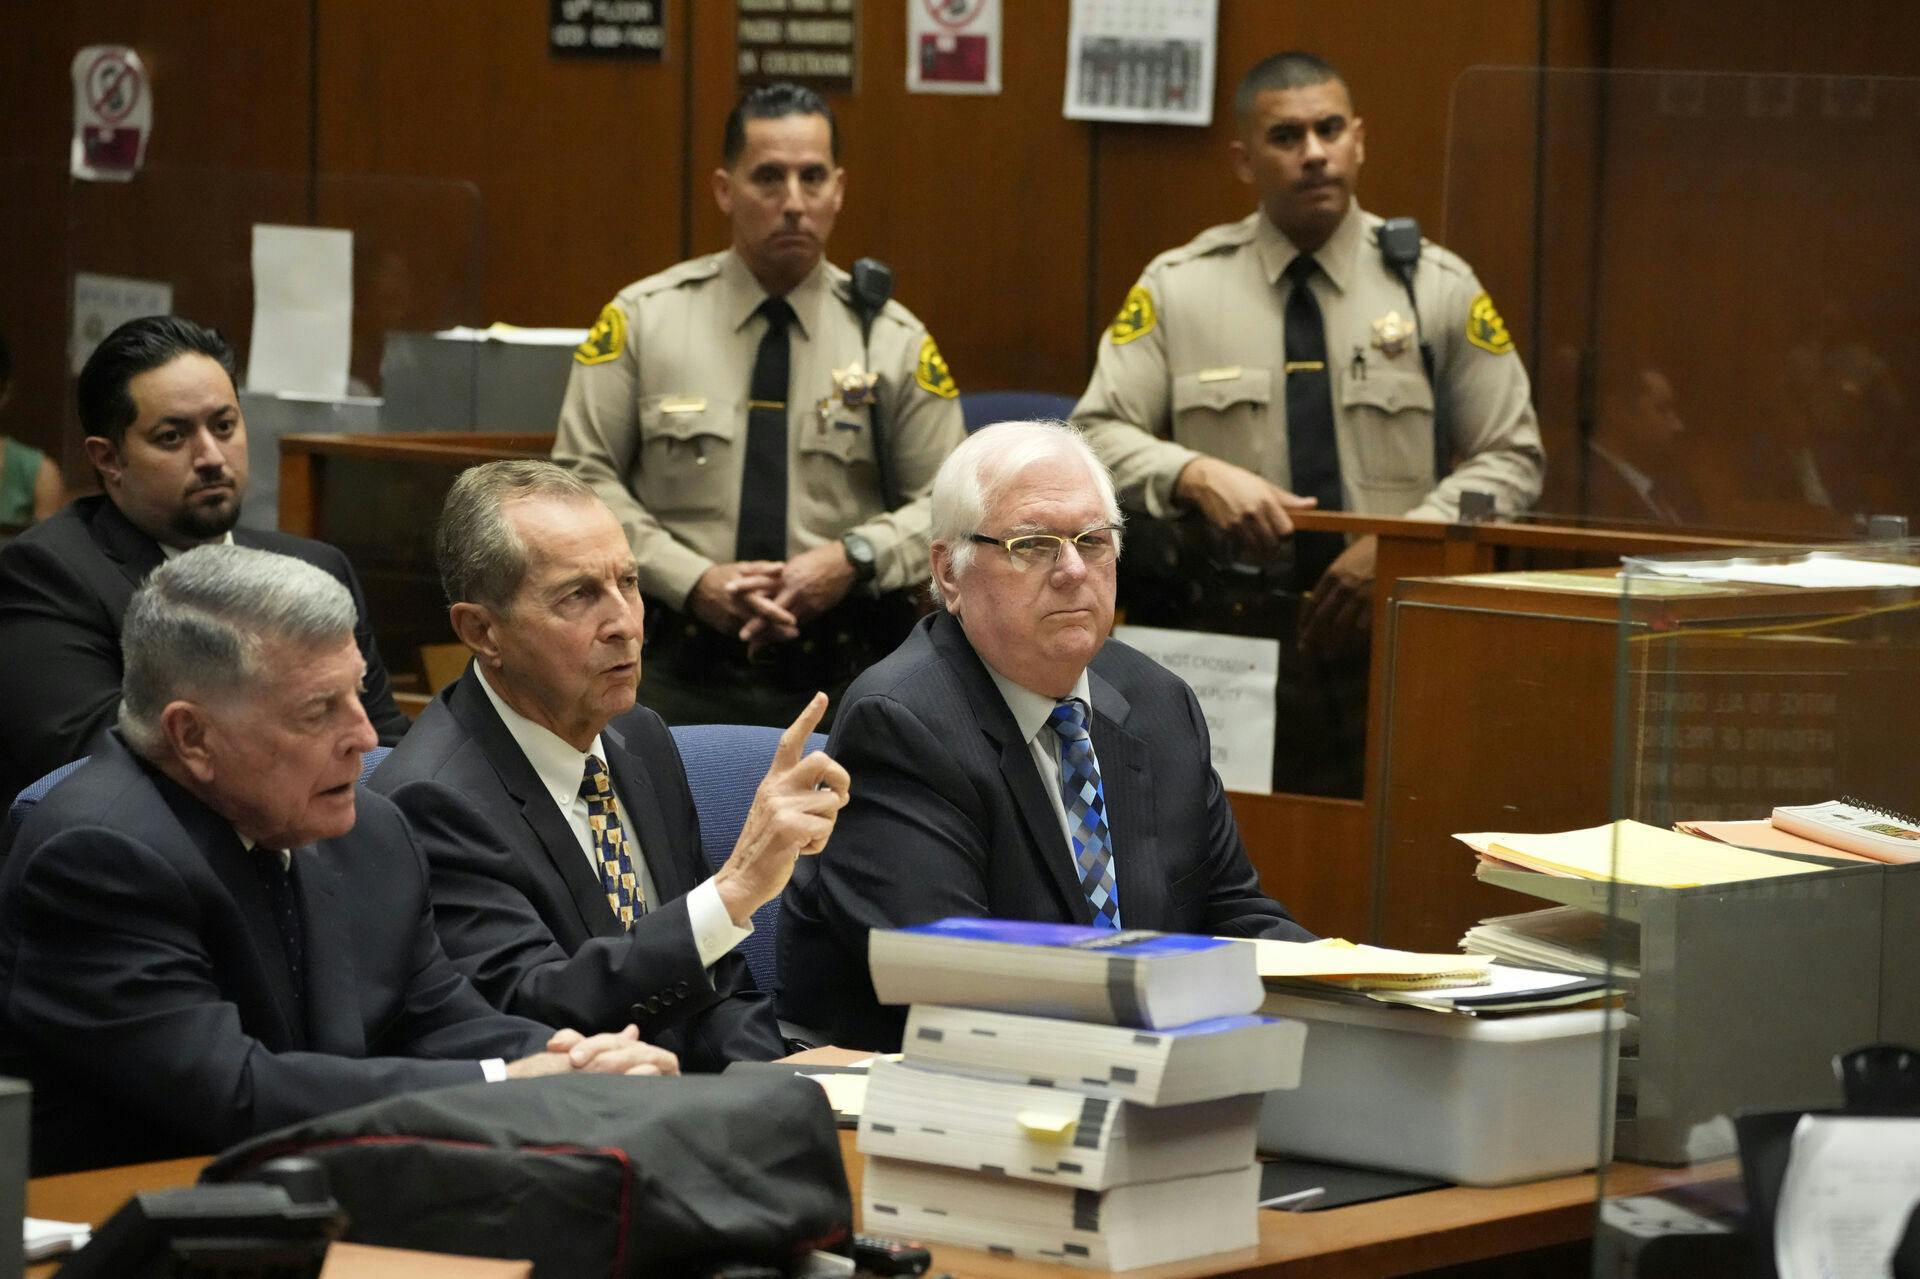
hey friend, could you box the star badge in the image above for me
[1371,310,1413,358]
[832,362,880,408]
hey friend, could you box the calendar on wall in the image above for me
[1062,0,1218,126]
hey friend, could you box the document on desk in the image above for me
[1774,1115,1920,1279]
[1459,820,1827,888]
[1236,937,1491,988]
[23,1217,91,1261]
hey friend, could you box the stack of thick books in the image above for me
[858,918,1306,1271]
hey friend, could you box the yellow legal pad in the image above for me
[1457,819,1828,888]
[1230,937,1493,990]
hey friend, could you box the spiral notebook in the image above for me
[1770,798,1920,865]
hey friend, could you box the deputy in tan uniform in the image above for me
[553,83,966,728]
[1073,50,1544,795]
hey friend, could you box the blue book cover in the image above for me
[899,917,1231,958]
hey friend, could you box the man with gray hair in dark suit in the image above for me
[0,544,677,1174]
[779,421,1314,1050]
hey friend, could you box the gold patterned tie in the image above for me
[579,754,646,928]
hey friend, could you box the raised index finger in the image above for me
[772,691,829,770]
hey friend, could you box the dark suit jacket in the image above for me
[368,666,783,1071]
[0,494,409,804]
[0,734,552,1174]
[779,610,1314,1049]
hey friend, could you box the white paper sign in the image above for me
[1775,1115,1920,1279]
[1112,624,1278,794]
[1063,0,1217,126]
[907,0,1001,95]
[70,46,152,181]
[70,272,174,375]
[246,224,353,397]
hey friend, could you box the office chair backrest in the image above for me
[4,748,395,861]
[668,724,828,995]
[958,390,1078,434]
[3,757,90,859]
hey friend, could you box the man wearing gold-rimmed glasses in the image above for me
[778,421,1314,1051]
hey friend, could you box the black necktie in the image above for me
[1283,255,1344,590]
[254,850,307,1028]
[738,296,795,562]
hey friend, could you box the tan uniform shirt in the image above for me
[1072,203,1544,523]
[552,250,966,607]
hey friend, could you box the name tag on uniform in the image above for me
[660,396,706,413]
[1197,366,1243,383]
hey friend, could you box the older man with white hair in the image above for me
[779,421,1314,1050]
[0,545,677,1174]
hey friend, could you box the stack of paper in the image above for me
[1457,820,1829,888]
[24,1217,91,1262]
[1675,818,1872,862]
[1462,906,1641,982]
[1235,936,1492,992]
[1363,964,1616,1016]
[861,919,1296,1270]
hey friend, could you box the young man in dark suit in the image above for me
[0,546,675,1174]
[0,315,409,805]
[780,421,1316,1050]
[371,461,847,1069]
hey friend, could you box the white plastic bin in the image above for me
[1256,993,1625,1185]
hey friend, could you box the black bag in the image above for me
[201,1073,852,1277]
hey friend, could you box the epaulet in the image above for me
[1147,213,1260,274]
[625,253,724,300]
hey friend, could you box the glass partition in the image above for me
[1444,69,1920,541]
[1593,543,1920,1264]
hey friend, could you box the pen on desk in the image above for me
[1259,1186,1326,1211]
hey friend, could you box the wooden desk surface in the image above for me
[26,1143,1729,1278]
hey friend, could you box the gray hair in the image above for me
[928,421,1123,601]
[437,459,598,612]
[119,544,357,755]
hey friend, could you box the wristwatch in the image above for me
[840,532,878,589]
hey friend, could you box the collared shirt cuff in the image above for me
[687,877,753,970]
[480,1058,508,1083]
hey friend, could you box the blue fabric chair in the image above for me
[3,747,394,861]
[959,390,1078,434]
[668,723,827,996]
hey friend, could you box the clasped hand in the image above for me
[504,1023,680,1078]
[689,543,856,656]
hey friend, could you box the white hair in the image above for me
[119,544,357,756]
[928,420,1123,605]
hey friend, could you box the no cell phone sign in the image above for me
[71,45,152,181]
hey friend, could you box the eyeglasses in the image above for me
[969,525,1122,570]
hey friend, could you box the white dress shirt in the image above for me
[983,663,1096,859]
[474,667,750,968]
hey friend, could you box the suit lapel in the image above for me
[602,722,691,905]
[86,497,166,613]
[293,845,366,1056]
[448,668,623,937]
[1087,666,1160,929]
[930,613,1088,924]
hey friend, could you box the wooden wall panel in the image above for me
[0,1,311,464]
[313,0,689,362]
[687,1,1089,395]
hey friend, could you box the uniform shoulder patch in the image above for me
[575,302,627,366]
[1466,292,1515,355]
[1109,285,1157,345]
[915,335,959,399]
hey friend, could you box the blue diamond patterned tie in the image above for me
[580,754,647,928]
[1047,698,1120,930]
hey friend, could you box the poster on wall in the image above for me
[70,273,173,375]
[70,46,152,181]
[1111,624,1279,795]
[549,0,667,59]
[907,0,1000,95]
[738,0,857,95]
[1063,0,1217,127]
